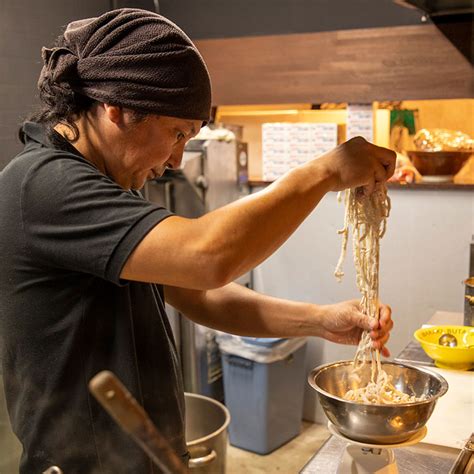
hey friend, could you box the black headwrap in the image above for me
[38,8,212,122]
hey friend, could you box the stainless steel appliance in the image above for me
[144,133,251,401]
[185,392,231,473]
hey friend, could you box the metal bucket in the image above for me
[185,393,231,473]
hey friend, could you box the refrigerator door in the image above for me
[144,172,205,219]
[203,140,240,211]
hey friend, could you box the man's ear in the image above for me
[103,103,124,125]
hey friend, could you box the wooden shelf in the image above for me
[248,180,474,190]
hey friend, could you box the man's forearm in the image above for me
[164,282,325,338]
[165,284,394,353]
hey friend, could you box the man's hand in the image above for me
[318,300,393,357]
[317,137,396,195]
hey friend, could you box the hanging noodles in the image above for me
[334,186,423,404]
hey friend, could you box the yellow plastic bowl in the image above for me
[414,325,474,371]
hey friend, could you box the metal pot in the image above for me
[185,393,230,473]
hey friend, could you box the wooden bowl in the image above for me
[407,150,472,178]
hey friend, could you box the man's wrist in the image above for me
[305,302,327,338]
[307,154,339,193]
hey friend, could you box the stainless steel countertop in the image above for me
[300,435,459,473]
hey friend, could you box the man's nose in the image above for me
[167,145,185,170]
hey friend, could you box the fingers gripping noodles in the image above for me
[335,186,423,404]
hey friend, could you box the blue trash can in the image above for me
[220,337,307,454]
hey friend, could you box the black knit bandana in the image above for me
[38,8,212,122]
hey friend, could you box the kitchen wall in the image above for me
[251,185,473,422]
[0,0,113,171]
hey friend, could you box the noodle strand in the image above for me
[335,186,423,404]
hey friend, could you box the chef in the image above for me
[0,8,395,473]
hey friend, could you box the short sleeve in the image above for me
[21,153,172,285]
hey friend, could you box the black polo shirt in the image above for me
[0,122,186,473]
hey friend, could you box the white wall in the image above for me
[252,187,473,422]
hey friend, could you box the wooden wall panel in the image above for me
[195,25,473,105]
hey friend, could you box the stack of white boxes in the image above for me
[262,122,338,181]
[346,104,374,142]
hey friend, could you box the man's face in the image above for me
[96,107,201,190]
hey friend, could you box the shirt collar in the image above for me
[22,121,83,158]
[22,121,49,146]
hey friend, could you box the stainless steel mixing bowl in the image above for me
[308,360,448,444]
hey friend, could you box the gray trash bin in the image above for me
[218,336,307,454]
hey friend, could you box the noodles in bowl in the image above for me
[308,360,448,444]
[344,369,425,404]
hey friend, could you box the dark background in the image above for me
[0,0,423,170]
[159,0,423,39]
